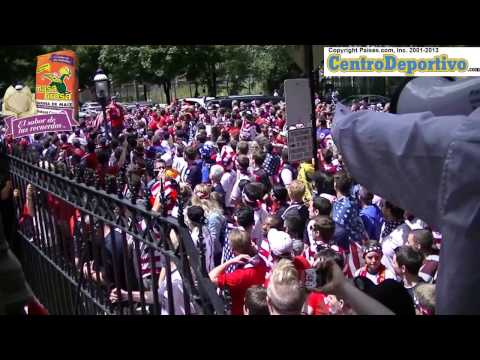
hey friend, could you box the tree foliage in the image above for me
[0,45,301,99]
[0,46,43,93]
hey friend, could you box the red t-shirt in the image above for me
[148,120,159,131]
[217,260,268,315]
[274,117,285,129]
[255,117,267,127]
[307,292,331,315]
[47,194,76,223]
[151,112,159,122]
[274,134,287,146]
[84,153,98,170]
[159,115,169,128]
[229,127,240,139]
[108,105,124,128]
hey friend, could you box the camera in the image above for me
[304,267,327,291]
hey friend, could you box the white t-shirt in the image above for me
[68,133,87,146]
[280,167,293,186]
[252,206,269,246]
[405,217,429,230]
[380,223,411,273]
[172,156,188,176]
[191,226,215,273]
[230,172,251,205]
[220,170,236,208]
[158,268,195,315]
[372,195,383,208]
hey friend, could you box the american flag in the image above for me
[220,223,240,273]
[345,240,364,278]
[86,112,104,131]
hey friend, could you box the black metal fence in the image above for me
[7,147,225,315]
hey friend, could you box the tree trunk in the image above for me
[207,63,217,97]
[134,80,139,101]
[211,64,217,97]
[194,82,199,98]
[162,80,171,105]
[143,84,148,101]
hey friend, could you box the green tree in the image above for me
[99,45,190,103]
[183,45,228,97]
[218,46,251,95]
[248,45,301,94]
[138,45,189,104]
[0,46,43,94]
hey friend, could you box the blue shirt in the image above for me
[185,160,203,189]
[360,205,384,241]
[151,144,166,155]
[317,127,331,141]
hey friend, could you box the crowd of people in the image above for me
[0,92,440,315]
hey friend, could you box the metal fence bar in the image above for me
[6,147,225,315]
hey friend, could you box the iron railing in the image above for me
[7,146,225,315]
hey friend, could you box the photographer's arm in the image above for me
[332,104,461,229]
[317,260,394,315]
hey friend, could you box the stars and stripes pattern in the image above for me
[262,153,280,177]
[149,180,178,215]
[221,223,242,273]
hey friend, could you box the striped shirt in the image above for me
[137,219,164,280]
[239,120,257,141]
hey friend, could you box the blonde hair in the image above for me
[228,229,251,254]
[192,184,212,204]
[414,283,436,314]
[267,259,306,315]
[287,180,305,203]
[180,183,192,202]
[270,259,299,284]
[191,183,223,216]
[249,141,260,155]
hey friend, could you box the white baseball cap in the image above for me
[268,228,293,256]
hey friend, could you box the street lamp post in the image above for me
[93,69,111,140]
[304,45,319,171]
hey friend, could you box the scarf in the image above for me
[381,219,404,239]
[359,264,386,284]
